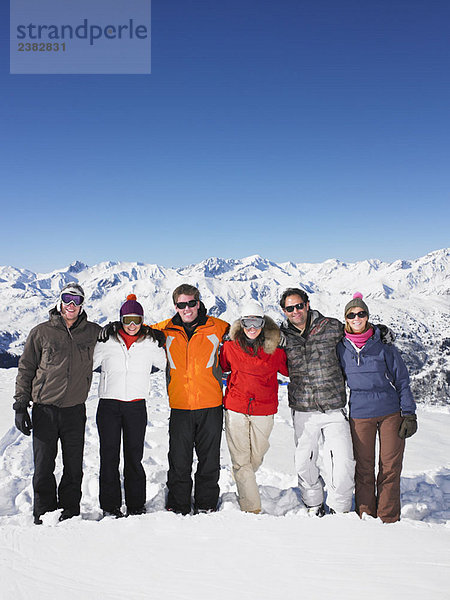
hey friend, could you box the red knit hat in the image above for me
[120,294,144,317]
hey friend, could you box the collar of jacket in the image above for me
[49,306,86,330]
[230,315,280,354]
[343,326,381,353]
[281,309,317,339]
[171,301,208,330]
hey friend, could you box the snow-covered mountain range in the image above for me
[1,248,449,404]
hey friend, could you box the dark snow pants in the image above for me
[32,403,86,518]
[166,406,223,514]
[350,411,405,523]
[96,398,147,512]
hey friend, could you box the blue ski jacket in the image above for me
[337,327,416,419]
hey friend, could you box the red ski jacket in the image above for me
[219,317,288,416]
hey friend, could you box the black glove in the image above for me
[15,408,32,436]
[98,321,121,343]
[141,325,166,347]
[376,324,395,344]
[398,414,417,439]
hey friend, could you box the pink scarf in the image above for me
[345,327,374,349]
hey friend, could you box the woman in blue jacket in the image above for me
[337,293,417,523]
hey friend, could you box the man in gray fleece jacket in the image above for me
[13,283,100,524]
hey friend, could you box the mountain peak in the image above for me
[68,261,88,274]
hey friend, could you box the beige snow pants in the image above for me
[225,409,274,513]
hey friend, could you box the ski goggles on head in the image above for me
[241,317,265,329]
[346,311,368,320]
[121,315,143,326]
[176,300,197,309]
[284,302,306,313]
[61,293,84,306]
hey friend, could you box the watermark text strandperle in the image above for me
[16,18,148,46]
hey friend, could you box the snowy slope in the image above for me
[1,250,449,599]
[0,370,449,600]
[1,248,449,403]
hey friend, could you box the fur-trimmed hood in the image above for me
[230,315,281,355]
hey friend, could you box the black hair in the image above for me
[235,327,265,356]
[279,288,309,309]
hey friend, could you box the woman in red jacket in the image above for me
[219,301,288,513]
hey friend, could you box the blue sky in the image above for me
[1,0,449,272]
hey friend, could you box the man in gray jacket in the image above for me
[280,288,355,516]
[13,284,100,524]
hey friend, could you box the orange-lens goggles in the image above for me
[121,315,143,325]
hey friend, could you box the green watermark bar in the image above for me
[10,0,151,74]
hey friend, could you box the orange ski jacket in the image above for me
[153,315,229,410]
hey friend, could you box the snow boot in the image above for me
[103,508,124,519]
[59,509,80,522]
[306,503,325,517]
[126,506,146,517]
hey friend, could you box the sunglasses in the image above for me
[241,317,265,329]
[346,311,368,320]
[61,293,84,306]
[284,303,306,313]
[121,315,143,325]
[176,300,198,309]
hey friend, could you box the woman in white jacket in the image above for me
[93,294,166,518]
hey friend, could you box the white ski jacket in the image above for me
[93,335,166,402]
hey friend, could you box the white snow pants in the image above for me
[225,410,274,512]
[292,409,355,512]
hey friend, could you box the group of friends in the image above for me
[13,281,417,525]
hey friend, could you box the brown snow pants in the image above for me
[350,412,405,523]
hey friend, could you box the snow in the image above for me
[0,369,449,600]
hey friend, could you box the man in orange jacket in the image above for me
[154,284,229,515]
